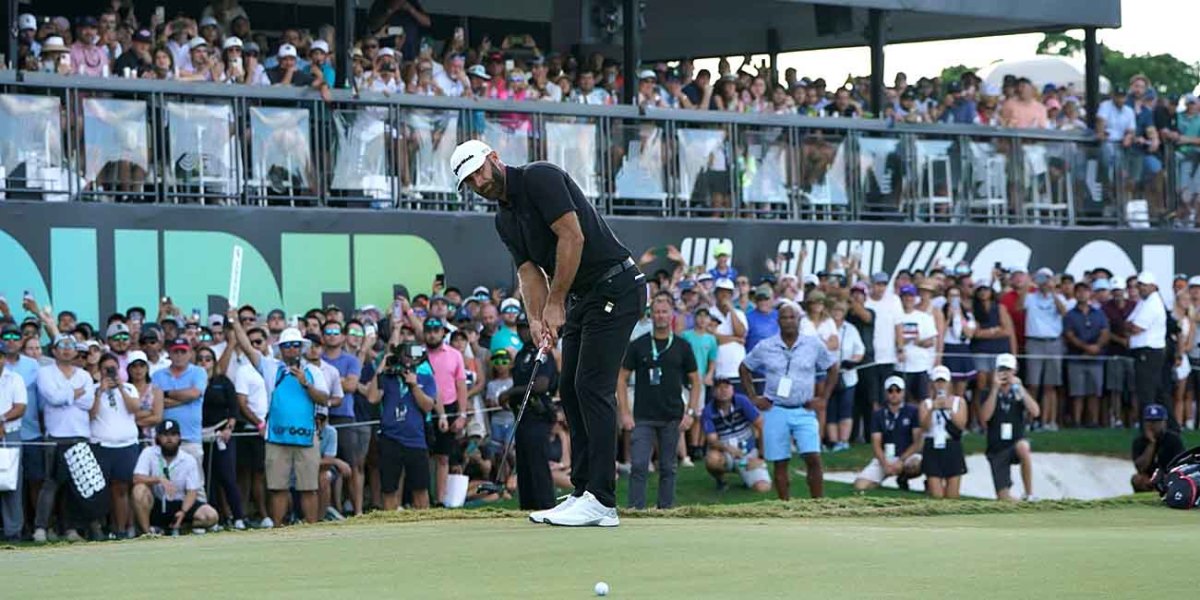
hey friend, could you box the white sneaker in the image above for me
[1023,494,1040,502]
[258,517,275,529]
[544,491,619,527]
[528,495,579,524]
[232,519,247,531]
[32,528,47,543]
[680,456,695,468]
[192,527,207,535]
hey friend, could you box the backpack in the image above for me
[1153,445,1200,510]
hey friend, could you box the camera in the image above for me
[105,366,118,380]
[382,341,428,378]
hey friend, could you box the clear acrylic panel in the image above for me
[249,106,312,195]
[545,120,599,198]
[482,116,531,166]
[799,134,851,207]
[330,109,388,192]
[738,127,790,208]
[913,138,955,221]
[964,139,1010,223]
[82,98,149,185]
[0,94,66,198]
[675,127,728,207]
[408,109,459,194]
[613,121,667,203]
[165,101,235,190]
[1020,141,1073,225]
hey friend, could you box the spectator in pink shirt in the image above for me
[70,16,109,77]
[999,77,1048,130]
[422,316,468,506]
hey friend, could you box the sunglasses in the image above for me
[199,334,213,342]
[197,356,215,363]
[886,387,903,393]
[280,341,303,350]
[249,338,266,346]
[491,359,511,366]
[347,330,364,338]
[324,329,342,336]
[1,334,20,341]
[140,337,160,344]
[110,334,130,342]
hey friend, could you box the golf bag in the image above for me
[1153,445,1200,510]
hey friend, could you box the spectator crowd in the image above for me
[1,240,1197,541]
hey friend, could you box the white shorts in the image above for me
[856,454,923,484]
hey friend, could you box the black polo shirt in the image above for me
[986,389,1027,453]
[495,162,630,294]
[623,331,697,422]
[1131,430,1185,475]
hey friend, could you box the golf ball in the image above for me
[594,582,609,596]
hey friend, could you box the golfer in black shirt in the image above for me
[451,140,646,527]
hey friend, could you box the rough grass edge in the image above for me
[352,494,1161,525]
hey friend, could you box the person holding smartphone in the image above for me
[918,365,968,499]
[89,353,142,538]
[980,353,1040,501]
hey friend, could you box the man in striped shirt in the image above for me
[700,377,770,492]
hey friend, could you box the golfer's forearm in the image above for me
[518,262,550,321]
[547,214,584,304]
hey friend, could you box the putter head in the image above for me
[475,481,505,496]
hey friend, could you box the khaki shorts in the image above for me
[856,454,923,484]
[265,442,320,492]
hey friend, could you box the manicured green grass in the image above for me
[6,500,1196,599]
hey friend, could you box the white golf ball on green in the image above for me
[594,581,609,596]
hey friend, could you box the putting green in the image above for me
[5,503,1197,598]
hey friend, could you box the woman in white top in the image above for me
[919,366,968,499]
[939,287,978,401]
[828,301,865,451]
[1171,291,1196,428]
[90,353,142,538]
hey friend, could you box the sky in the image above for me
[693,0,1200,87]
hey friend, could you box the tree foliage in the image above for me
[939,64,976,83]
[1036,32,1200,97]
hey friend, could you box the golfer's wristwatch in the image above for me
[686,408,697,417]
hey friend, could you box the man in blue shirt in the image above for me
[853,376,923,492]
[319,320,366,516]
[366,341,437,510]
[152,338,209,498]
[701,377,770,493]
[1063,282,1110,428]
[745,284,779,352]
[740,300,838,500]
[1023,268,1068,431]
[3,324,42,495]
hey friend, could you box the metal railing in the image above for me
[0,71,1192,227]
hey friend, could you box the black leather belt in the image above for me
[597,256,637,282]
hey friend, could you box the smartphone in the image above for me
[364,324,377,337]
[231,56,243,70]
[454,27,464,41]
[435,273,446,288]
[60,53,71,68]
[393,284,410,301]
[505,59,515,71]
[386,26,405,37]
[105,366,118,380]
[781,251,794,260]
[23,290,32,301]
[154,6,165,22]
[191,308,201,321]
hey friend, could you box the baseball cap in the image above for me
[133,29,153,44]
[310,40,330,54]
[423,317,445,330]
[500,298,521,314]
[377,47,396,58]
[450,140,494,187]
[714,278,735,292]
[1137,271,1157,286]
[51,334,74,349]
[899,284,918,297]
[466,420,486,438]
[1142,403,1168,421]
[188,37,208,50]
[696,272,713,282]
[75,15,98,28]
[1188,276,1200,288]
[156,419,181,435]
[713,376,735,386]
[851,281,868,294]
[1,323,20,337]
[711,242,732,258]
[466,64,490,80]
[802,274,820,287]
[637,69,657,81]
[753,284,773,299]
[18,13,36,31]
[199,16,219,28]
[1091,278,1111,291]
[1110,277,1124,291]
[223,36,243,50]
[805,290,827,304]
[883,375,905,391]
[995,353,1018,371]
[168,337,191,351]
[491,349,511,362]
[871,272,890,284]
[678,280,697,292]
[106,322,131,338]
[1185,93,1199,105]
[930,365,952,382]
[127,350,149,366]
[277,43,298,59]
[244,42,261,55]
[471,285,490,299]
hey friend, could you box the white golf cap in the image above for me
[499,298,522,313]
[199,16,219,28]
[995,352,1018,370]
[1189,276,1200,288]
[638,69,656,80]
[274,327,310,351]
[377,47,396,58]
[883,375,905,390]
[310,40,329,54]
[930,365,952,382]
[714,278,735,292]
[277,43,298,59]
[18,13,36,31]
[1110,277,1124,290]
[466,64,490,80]
[126,350,149,366]
[802,273,820,286]
[188,36,208,50]
[1137,271,1157,286]
[223,36,243,50]
[450,140,495,187]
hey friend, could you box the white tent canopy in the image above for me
[978,55,1111,95]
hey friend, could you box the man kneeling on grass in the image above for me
[701,377,771,493]
[1131,403,1184,492]
[132,419,219,535]
[853,376,922,493]
[980,353,1040,501]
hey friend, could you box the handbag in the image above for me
[0,444,18,492]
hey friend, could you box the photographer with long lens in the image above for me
[502,312,559,511]
[365,329,439,511]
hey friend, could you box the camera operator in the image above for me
[366,337,438,510]
[980,353,1040,501]
[502,312,560,511]
[919,366,968,498]
[1131,403,1184,492]
[853,376,923,492]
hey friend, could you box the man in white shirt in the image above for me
[864,271,903,400]
[433,54,470,97]
[0,358,28,541]
[894,285,937,404]
[712,279,749,388]
[32,335,95,543]
[1096,88,1136,188]
[1128,271,1167,413]
[131,419,219,535]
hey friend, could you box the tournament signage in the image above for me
[0,202,1191,326]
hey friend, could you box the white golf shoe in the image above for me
[544,491,619,527]
[528,495,579,524]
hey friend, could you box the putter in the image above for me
[476,347,548,496]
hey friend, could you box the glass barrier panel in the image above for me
[737,127,791,218]
[611,120,667,214]
[963,139,1011,224]
[796,132,852,220]
[675,126,730,216]
[856,136,904,218]
[1174,144,1200,227]
[912,138,956,222]
[163,101,236,199]
[482,114,532,167]
[1019,141,1073,226]
[407,108,459,195]
[82,98,150,199]
[0,94,67,200]
[330,109,389,197]
[545,119,600,199]
[249,106,313,199]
